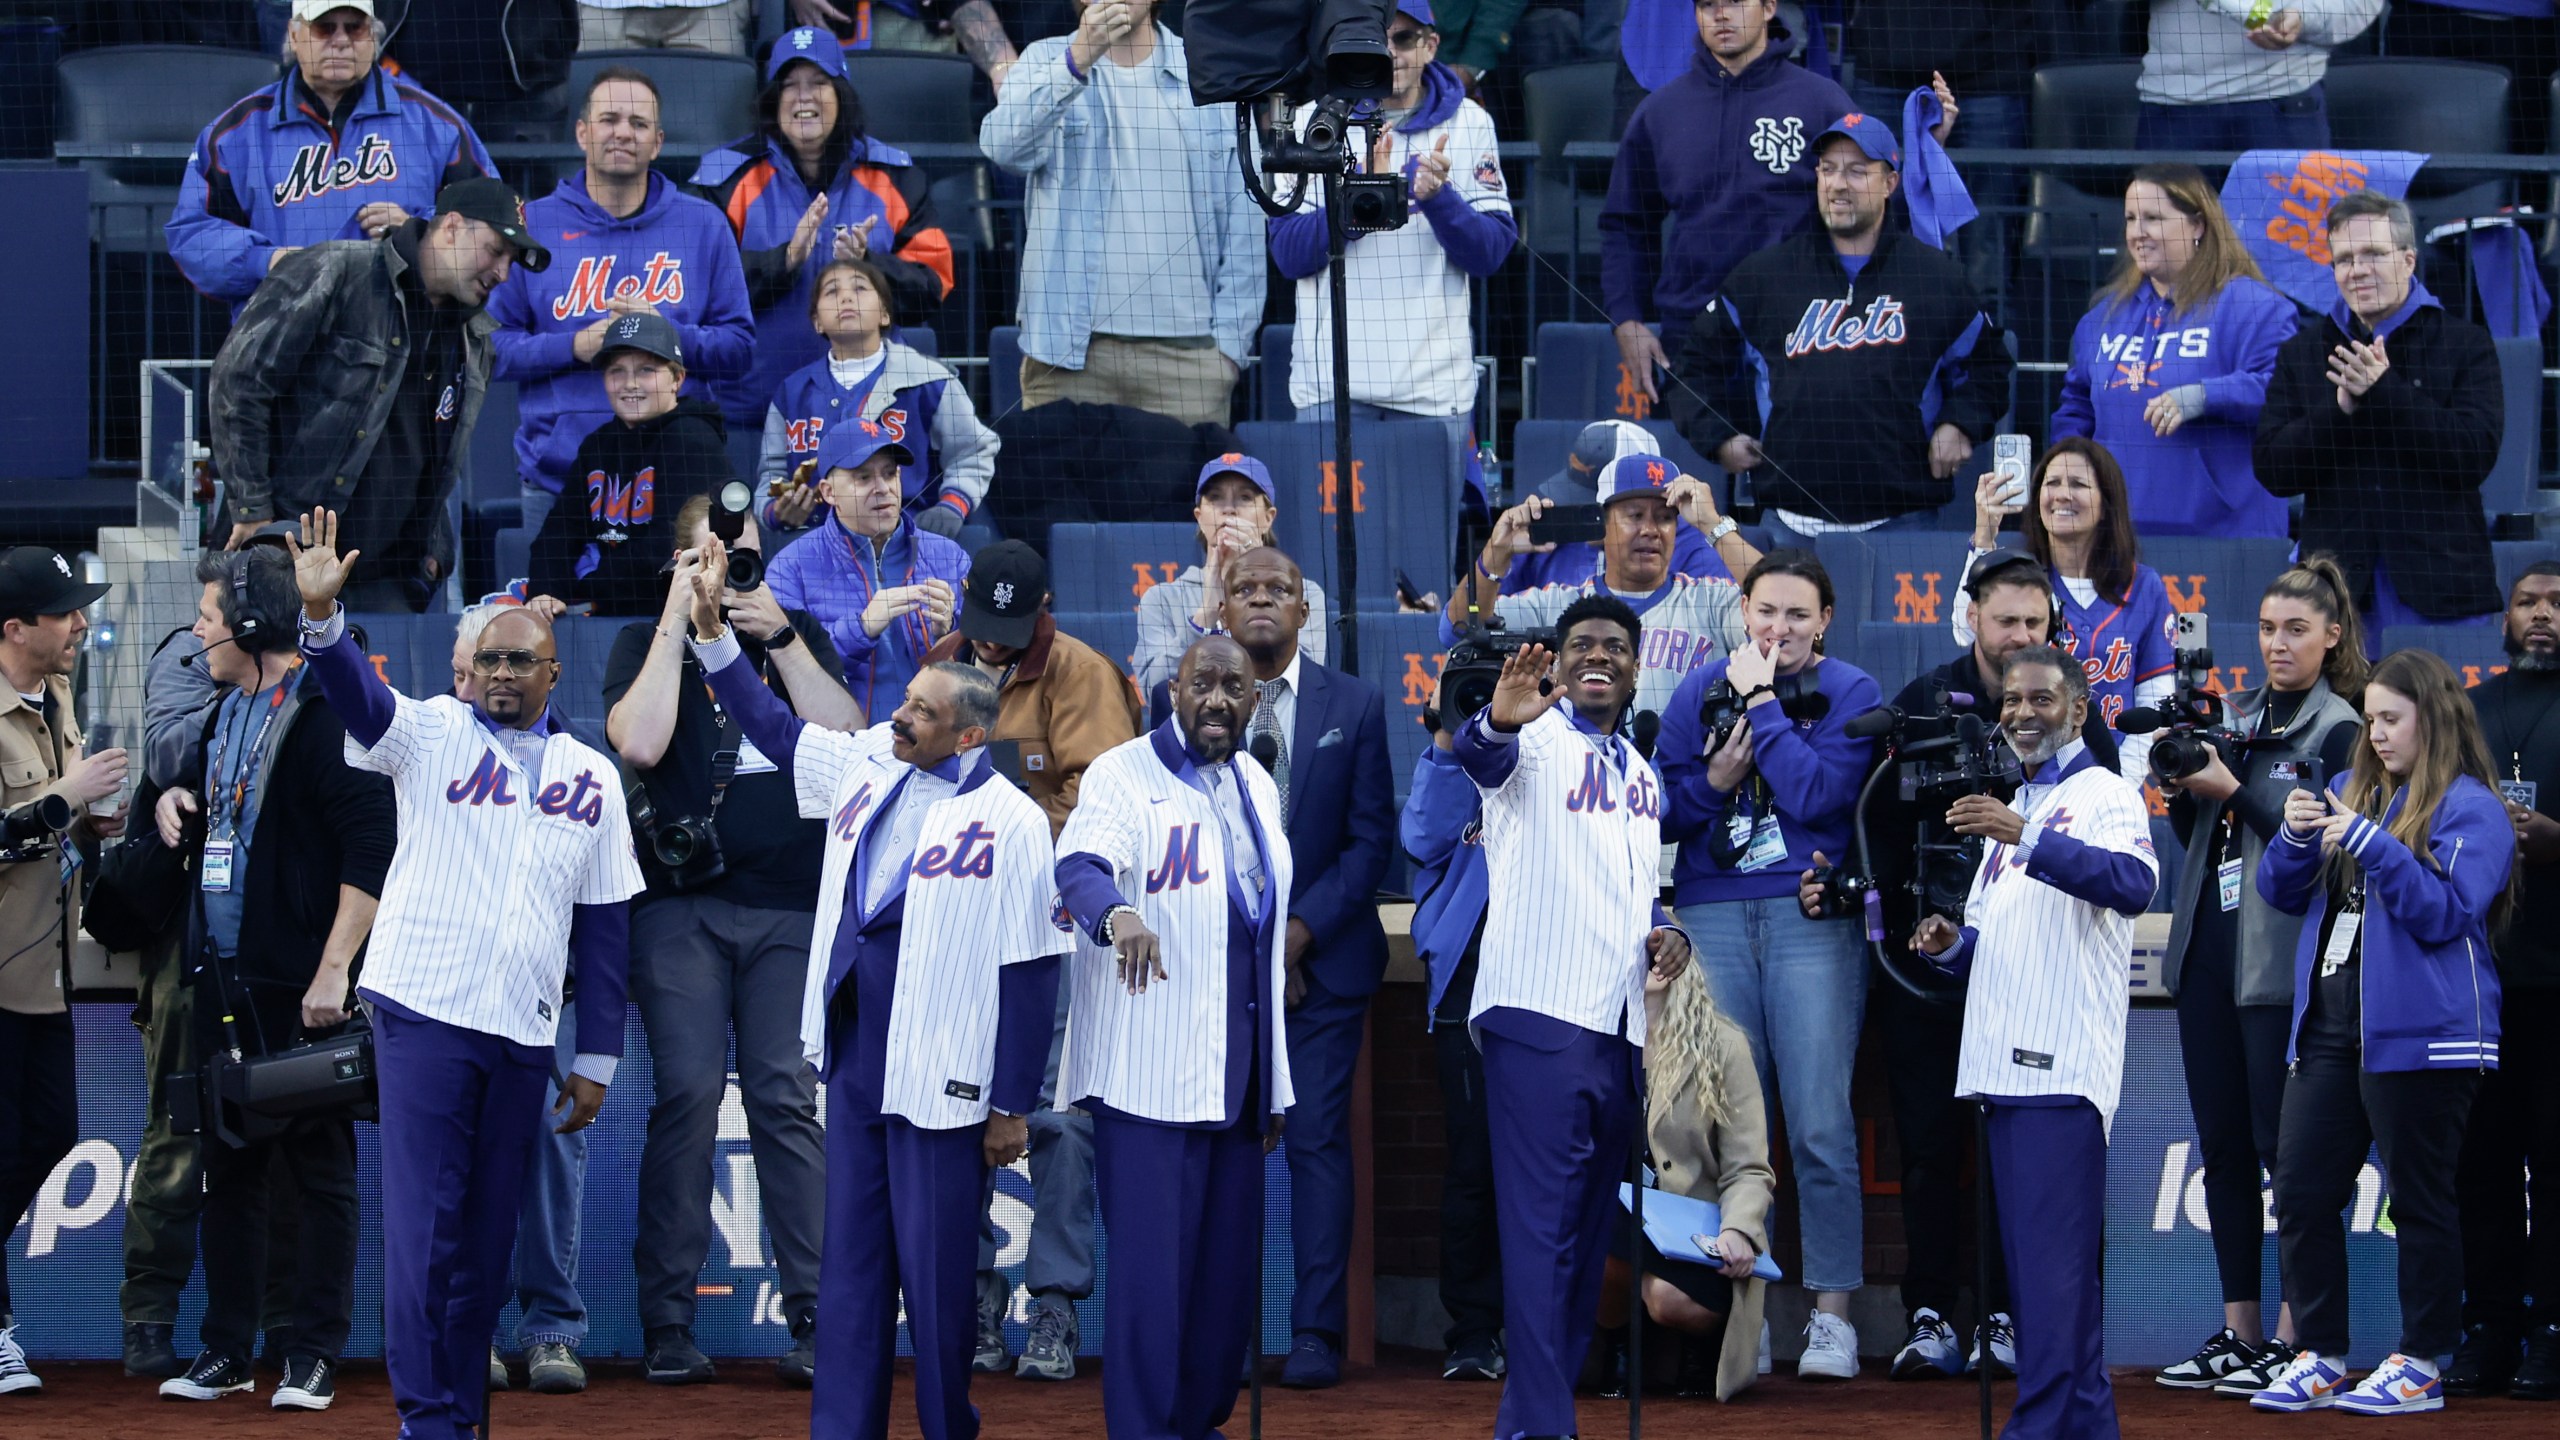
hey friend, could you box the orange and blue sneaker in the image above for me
[2335,1354,2446,1416]
[2251,1351,2352,1412]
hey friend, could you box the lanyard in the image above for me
[2498,684,2560,786]
[208,681,289,838]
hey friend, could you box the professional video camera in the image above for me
[1845,688,2020,801]
[2120,612,2247,783]
[1436,622,1557,724]
[0,792,72,863]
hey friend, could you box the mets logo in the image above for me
[272,134,398,207]
[1051,894,1074,932]
[1749,117,1807,174]
[549,252,688,321]
[789,25,819,50]
[992,581,1015,608]
[1784,297,1909,357]
[435,383,458,422]
[1472,156,1505,193]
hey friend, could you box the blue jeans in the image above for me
[2136,84,2330,151]
[1678,894,1869,1293]
[511,1008,587,1349]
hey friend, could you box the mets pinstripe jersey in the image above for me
[1454,705,1666,1043]
[780,710,1069,1129]
[1055,729,1297,1126]
[1952,743,2156,1126]
[340,670,646,1050]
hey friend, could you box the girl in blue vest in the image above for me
[691,25,955,430]
[756,257,994,541]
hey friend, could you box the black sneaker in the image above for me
[777,1313,814,1389]
[2210,1339,2296,1398]
[2443,1321,2522,1397]
[159,1351,255,1401]
[123,1322,182,1379]
[272,1355,336,1411]
[1592,1325,1631,1399]
[1673,1334,1718,1399]
[2158,1327,2255,1390]
[1442,1334,1505,1381]
[642,1325,715,1386]
[2514,1323,2560,1401]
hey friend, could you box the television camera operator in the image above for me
[1799,552,2117,1381]
[602,493,858,1386]
[147,546,395,1410]
[0,546,126,1394]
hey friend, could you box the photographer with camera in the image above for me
[2151,557,2366,1397]
[1445,454,1747,721]
[147,546,394,1411]
[0,547,126,1396]
[1655,549,1877,1379]
[603,495,856,1387]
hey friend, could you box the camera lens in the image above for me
[653,825,696,868]
[2151,733,2210,782]
[726,547,763,591]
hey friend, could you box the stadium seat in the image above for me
[2494,538,2556,599]
[2379,623,2510,686]
[2021,60,2139,350]
[839,52,977,148]
[497,526,533,589]
[55,45,280,252]
[550,614,632,735]
[1258,324,1296,422]
[2486,334,2546,522]
[1532,322,1658,421]
[346,613,438,700]
[989,324,1023,421]
[564,51,758,151]
[1047,521,1200,613]
[1238,419,1463,606]
[1843,621,1949,695]
[1354,611,1451,805]
[2062,0,2147,59]
[1050,609,1141,679]
[1520,61,1617,313]
[1507,417,1720,510]
[1819,532,1971,630]
[2325,59,2514,229]
[2137,535,2292,639]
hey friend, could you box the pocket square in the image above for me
[1318,728,1344,747]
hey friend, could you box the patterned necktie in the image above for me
[1254,680,1290,816]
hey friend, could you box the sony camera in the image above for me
[2124,613,2247,783]
[1437,623,1557,724]
[0,792,72,863]
[627,778,727,896]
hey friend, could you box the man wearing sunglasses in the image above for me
[287,508,645,1440]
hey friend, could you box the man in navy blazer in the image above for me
[1155,545,1393,1387]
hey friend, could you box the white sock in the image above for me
[2403,1355,2441,1379]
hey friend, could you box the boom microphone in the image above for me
[2117,707,2170,735]
[1844,705,1899,740]
[1632,709,1661,759]
[179,634,240,669]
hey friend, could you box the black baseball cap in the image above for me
[436,177,550,272]
[959,541,1047,650]
[596,311,684,368]
[0,547,109,615]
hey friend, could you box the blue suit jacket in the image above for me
[1148,657,1395,997]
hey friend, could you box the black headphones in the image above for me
[1967,547,2068,641]
[228,548,290,655]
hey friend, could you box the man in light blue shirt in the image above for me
[980,0,1266,427]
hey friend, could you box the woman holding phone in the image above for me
[2153,557,2367,1398]
[2252,649,2516,1417]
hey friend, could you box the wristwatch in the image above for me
[1706,516,1741,544]
[765,621,800,650]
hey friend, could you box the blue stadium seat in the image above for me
[989,325,1022,421]
[1844,622,1950,697]
[1051,610,1141,680]
[1819,532,1972,630]
[1352,612,1449,807]
[1533,322,1658,421]
[2379,623,2510,687]
[1236,419,1464,605]
[2139,536,2293,637]
[1258,324,1296,422]
[2486,335,2545,521]
[2495,539,2557,599]
[1047,521,1199,614]
[1507,418,1720,509]
[551,615,630,736]
[496,527,533,589]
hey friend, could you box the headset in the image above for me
[224,545,295,655]
[1966,546,2067,644]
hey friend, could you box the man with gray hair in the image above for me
[2256,188,2504,635]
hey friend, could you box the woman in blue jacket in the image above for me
[1658,549,1880,1379]
[2253,648,2515,1418]
[2052,164,2298,539]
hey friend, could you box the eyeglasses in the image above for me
[1388,27,1433,50]
[303,16,369,40]
[470,649,555,678]
[2331,247,2409,273]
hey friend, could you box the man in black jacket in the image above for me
[2255,189,2505,634]
[1667,112,2010,551]
[148,546,396,1412]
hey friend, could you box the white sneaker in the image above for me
[1799,1310,1860,1381]
[1758,1319,1773,1376]
[0,1325,39,1395]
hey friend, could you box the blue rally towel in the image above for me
[1898,84,1975,250]
[1621,0,1695,92]
[2218,149,2427,312]
[2454,219,2554,342]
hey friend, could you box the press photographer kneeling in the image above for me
[151,546,395,1409]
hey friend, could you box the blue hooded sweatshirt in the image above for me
[2050,276,2300,539]
[484,170,757,495]
[1402,746,1489,1023]
[1600,32,1851,330]
[1658,656,1882,906]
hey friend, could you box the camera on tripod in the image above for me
[0,792,73,863]
[2121,612,2246,783]
[1436,622,1556,723]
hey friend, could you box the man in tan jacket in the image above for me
[0,546,130,1395]
[928,538,1140,1379]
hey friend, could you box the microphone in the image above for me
[1844,705,1899,740]
[178,633,240,669]
[1248,733,1279,773]
[2117,707,2170,736]
[1631,709,1660,759]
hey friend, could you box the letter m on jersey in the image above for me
[1145,823,1214,894]
[445,750,518,807]
[1564,754,1620,814]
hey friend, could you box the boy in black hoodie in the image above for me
[526,311,729,617]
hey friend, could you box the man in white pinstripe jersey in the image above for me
[287,510,645,1440]
[1449,593,1691,1440]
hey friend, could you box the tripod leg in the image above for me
[1977,1102,1993,1440]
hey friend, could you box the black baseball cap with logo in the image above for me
[596,311,684,368]
[959,541,1048,651]
[436,177,551,272]
[0,547,109,615]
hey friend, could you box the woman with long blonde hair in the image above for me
[1590,964,1775,1402]
[2254,649,2516,1416]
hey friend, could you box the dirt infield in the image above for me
[8,1351,2554,1438]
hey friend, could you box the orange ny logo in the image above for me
[1613,363,1654,420]
[2459,664,2508,688]
[1319,460,1368,516]
[1891,572,1941,625]
[369,653,395,686]
[1401,650,1446,707]
[2206,664,2250,695]
[1128,562,1183,600]
[2161,575,2209,613]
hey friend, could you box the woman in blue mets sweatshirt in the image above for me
[1657,548,1880,1380]
[2052,164,2299,540]
[2253,647,2513,1418]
